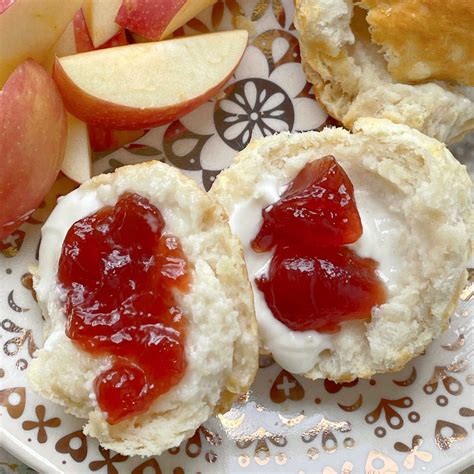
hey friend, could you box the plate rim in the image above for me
[2,425,474,473]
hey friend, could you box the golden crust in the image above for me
[294,0,474,143]
[360,0,474,86]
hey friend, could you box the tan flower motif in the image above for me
[89,446,128,474]
[394,435,432,470]
[365,397,413,429]
[22,404,60,443]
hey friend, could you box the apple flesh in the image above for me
[116,0,216,40]
[61,114,92,184]
[74,8,129,53]
[53,30,248,130]
[0,60,67,240]
[0,0,82,86]
[83,0,122,48]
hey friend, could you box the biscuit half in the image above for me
[294,0,474,143]
[210,118,473,381]
[28,161,258,456]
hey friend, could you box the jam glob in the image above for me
[58,193,189,424]
[253,156,386,333]
[252,157,363,252]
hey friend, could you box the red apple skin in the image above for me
[73,9,95,52]
[53,58,241,130]
[0,0,14,14]
[115,0,186,41]
[88,125,146,152]
[0,60,67,240]
[74,9,128,53]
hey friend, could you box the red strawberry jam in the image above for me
[256,245,386,332]
[253,156,386,333]
[252,156,363,252]
[58,193,189,424]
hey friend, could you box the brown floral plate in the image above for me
[1,1,473,472]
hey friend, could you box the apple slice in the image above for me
[0,0,82,86]
[0,60,67,240]
[53,30,248,130]
[49,10,142,153]
[42,21,77,73]
[83,0,122,48]
[55,21,77,58]
[74,8,129,53]
[62,114,92,184]
[115,0,216,40]
[71,8,145,150]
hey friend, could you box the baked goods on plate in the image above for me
[210,118,473,382]
[294,0,474,143]
[28,161,258,456]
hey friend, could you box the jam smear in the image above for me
[252,156,363,252]
[256,245,386,332]
[253,156,386,333]
[58,193,189,424]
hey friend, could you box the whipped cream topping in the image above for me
[37,188,103,306]
[36,188,105,353]
[229,163,401,374]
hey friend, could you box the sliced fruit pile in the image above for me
[0,0,246,240]
[253,156,387,333]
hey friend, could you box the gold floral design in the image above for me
[89,446,128,474]
[393,367,417,386]
[251,0,286,27]
[0,1,472,472]
[434,419,468,450]
[442,334,465,351]
[22,405,60,443]
[0,386,26,419]
[0,229,26,258]
[131,458,162,474]
[55,430,88,462]
[365,450,399,473]
[7,290,29,313]
[1,319,37,359]
[365,397,413,430]
[301,418,351,453]
[423,365,465,396]
[235,427,287,466]
[322,462,354,474]
[270,370,305,403]
[185,426,222,458]
[394,435,432,469]
[166,425,221,462]
[338,394,363,412]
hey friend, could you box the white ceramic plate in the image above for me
[1,1,473,472]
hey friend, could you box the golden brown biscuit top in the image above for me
[359,0,474,86]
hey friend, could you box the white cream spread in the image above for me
[37,188,103,305]
[36,188,105,353]
[229,164,401,374]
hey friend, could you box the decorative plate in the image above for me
[1,1,473,472]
